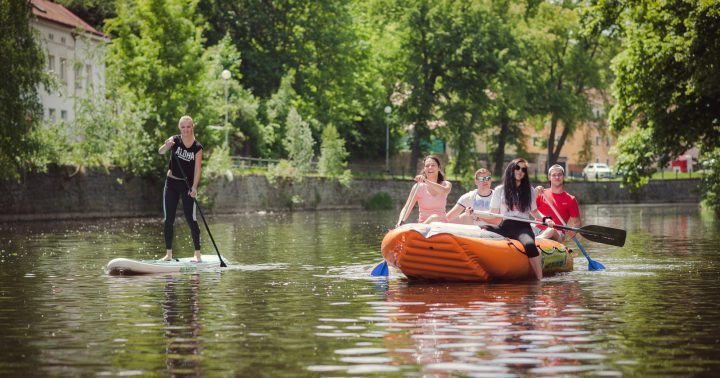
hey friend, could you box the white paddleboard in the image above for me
[107,254,225,275]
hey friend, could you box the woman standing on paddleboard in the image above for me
[158,115,203,262]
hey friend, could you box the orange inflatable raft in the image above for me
[381,222,573,282]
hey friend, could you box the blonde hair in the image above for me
[474,168,490,177]
[178,115,194,127]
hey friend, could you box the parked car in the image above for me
[582,163,614,180]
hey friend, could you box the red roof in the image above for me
[31,0,106,38]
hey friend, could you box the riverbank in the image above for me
[0,167,702,221]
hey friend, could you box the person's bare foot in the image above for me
[190,251,202,263]
[159,251,173,261]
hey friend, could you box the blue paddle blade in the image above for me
[588,259,605,271]
[573,236,605,271]
[370,261,389,276]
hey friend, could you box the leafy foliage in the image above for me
[520,0,618,169]
[283,107,315,172]
[201,34,259,155]
[263,73,297,158]
[318,124,349,177]
[105,0,209,172]
[609,0,720,210]
[203,144,234,181]
[0,0,47,179]
[55,0,116,29]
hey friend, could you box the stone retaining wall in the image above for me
[0,167,702,221]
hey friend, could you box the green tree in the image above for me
[284,107,315,172]
[521,0,618,169]
[0,0,47,179]
[377,0,495,173]
[578,126,594,167]
[104,0,209,171]
[55,0,116,30]
[609,0,720,213]
[201,34,259,156]
[318,123,349,177]
[199,0,382,159]
[479,1,535,177]
[263,73,298,158]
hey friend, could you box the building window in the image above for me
[47,55,55,72]
[606,158,610,165]
[59,58,67,84]
[61,110,68,121]
[85,64,93,88]
[60,36,66,44]
[49,108,56,122]
[606,137,611,146]
[595,136,600,146]
[48,33,54,41]
[74,65,82,90]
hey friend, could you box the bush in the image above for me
[364,192,393,210]
[265,159,300,185]
[318,123,349,177]
[204,145,234,181]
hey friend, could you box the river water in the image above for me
[0,204,719,377]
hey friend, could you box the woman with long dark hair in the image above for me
[396,155,452,227]
[477,158,552,280]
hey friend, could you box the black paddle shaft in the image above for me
[477,212,627,247]
[170,151,227,267]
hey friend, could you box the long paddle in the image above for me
[476,211,626,247]
[370,183,420,277]
[171,151,227,268]
[540,190,605,271]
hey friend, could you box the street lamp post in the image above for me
[221,69,231,147]
[384,105,392,173]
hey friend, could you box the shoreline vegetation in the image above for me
[4,1,718,217]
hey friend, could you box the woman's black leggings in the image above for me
[163,177,201,250]
[485,219,540,258]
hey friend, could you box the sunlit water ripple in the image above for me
[1,205,719,376]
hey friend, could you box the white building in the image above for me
[30,0,108,123]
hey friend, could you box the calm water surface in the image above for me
[1,204,719,377]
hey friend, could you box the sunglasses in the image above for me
[514,166,528,173]
[475,176,491,182]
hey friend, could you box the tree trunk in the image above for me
[493,111,510,177]
[551,122,571,166]
[409,127,421,174]
[546,114,558,170]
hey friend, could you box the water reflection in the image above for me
[1,205,720,376]
[162,274,201,377]
[367,281,618,376]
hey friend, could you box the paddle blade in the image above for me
[572,236,605,271]
[578,225,626,247]
[370,261,389,277]
[588,258,605,271]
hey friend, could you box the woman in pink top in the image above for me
[396,155,452,227]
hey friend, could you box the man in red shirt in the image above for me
[536,164,581,242]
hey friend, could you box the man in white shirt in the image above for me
[446,168,494,226]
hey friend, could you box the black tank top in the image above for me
[168,135,203,184]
